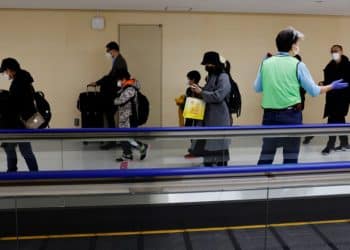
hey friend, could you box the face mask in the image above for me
[105,52,112,60]
[2,72,9,80]
[117,80,122,87]
[332,52,341,61]
[205,66,216,74]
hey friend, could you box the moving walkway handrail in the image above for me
[0,123,350,139]
[1,161,350,181]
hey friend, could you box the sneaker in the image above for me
[321,147,334,155]
[335,145,347,151]
[116,154,133,162]
[184,153,198,159]
[140,144,149,161]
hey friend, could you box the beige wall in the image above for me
[0,9,349,127]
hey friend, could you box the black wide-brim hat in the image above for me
[201,51,221,65]
[0,58,20,73]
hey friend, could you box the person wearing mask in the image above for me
[89,41,128,150]
[0,58,39,172]
[321,45,350,155]
[254,27,348,165]
[114,70,148,162]
[190,51,231,166]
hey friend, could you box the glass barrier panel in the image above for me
[0,139,63,172]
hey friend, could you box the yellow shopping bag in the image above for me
[183,97,206,120]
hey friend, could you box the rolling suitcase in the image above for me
[0,90,10,128]
[77,86,104,128]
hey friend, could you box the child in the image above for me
[114,70,148,162]
[176,70,205,158]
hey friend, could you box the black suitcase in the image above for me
[77,86,104,128]
[0,90,11,128]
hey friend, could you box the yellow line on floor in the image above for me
[1,218,350,241]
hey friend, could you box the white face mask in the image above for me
[117,80,122,87]
[2,72,9,80]
[105,52,113,60]
[332,52,341,61]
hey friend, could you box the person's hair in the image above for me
[118,70,131,80]
[224,61,231,75]
[0,58,21,73]
[294,54,302,61]
[276,27,304,52]
[106,41,120,52]
[331,44,343,52]
[186,70,201,84]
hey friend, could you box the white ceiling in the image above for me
[0,0,350,16]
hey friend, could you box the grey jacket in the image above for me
[200,73,231,151]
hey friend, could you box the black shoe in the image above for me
[321,147,334,155]
[100,142,117,150]
[140,144,149,161]
[335,145,347,152]
[303,136,314,145]
[116,154,133,162]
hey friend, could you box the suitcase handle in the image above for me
[86,85,98,93]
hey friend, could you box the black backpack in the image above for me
[132,89,150,126]
[227,76,242,117]
[34,91,52,128]
[215,73,242,117]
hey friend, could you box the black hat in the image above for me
[0,58,20,73]
[201,51,220,65]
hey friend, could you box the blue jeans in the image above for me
[258,109,302,165]
[3,143,39,172]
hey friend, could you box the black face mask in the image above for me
[205,66,216,74]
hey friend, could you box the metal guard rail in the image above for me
[1,123,350,139]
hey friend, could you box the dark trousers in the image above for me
[326,116,348,148]
[105,110,116,128]
[3,143,39,172]
[203,149,229,167]
[258,109,302,165]
[121,140,145,156]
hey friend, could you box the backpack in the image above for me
[215,73,242,117]
[133,89,150,126]
[34,91,51,128]
[227,76,242,117]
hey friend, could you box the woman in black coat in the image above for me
[0,58,38,172]
[322,45,350,154]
